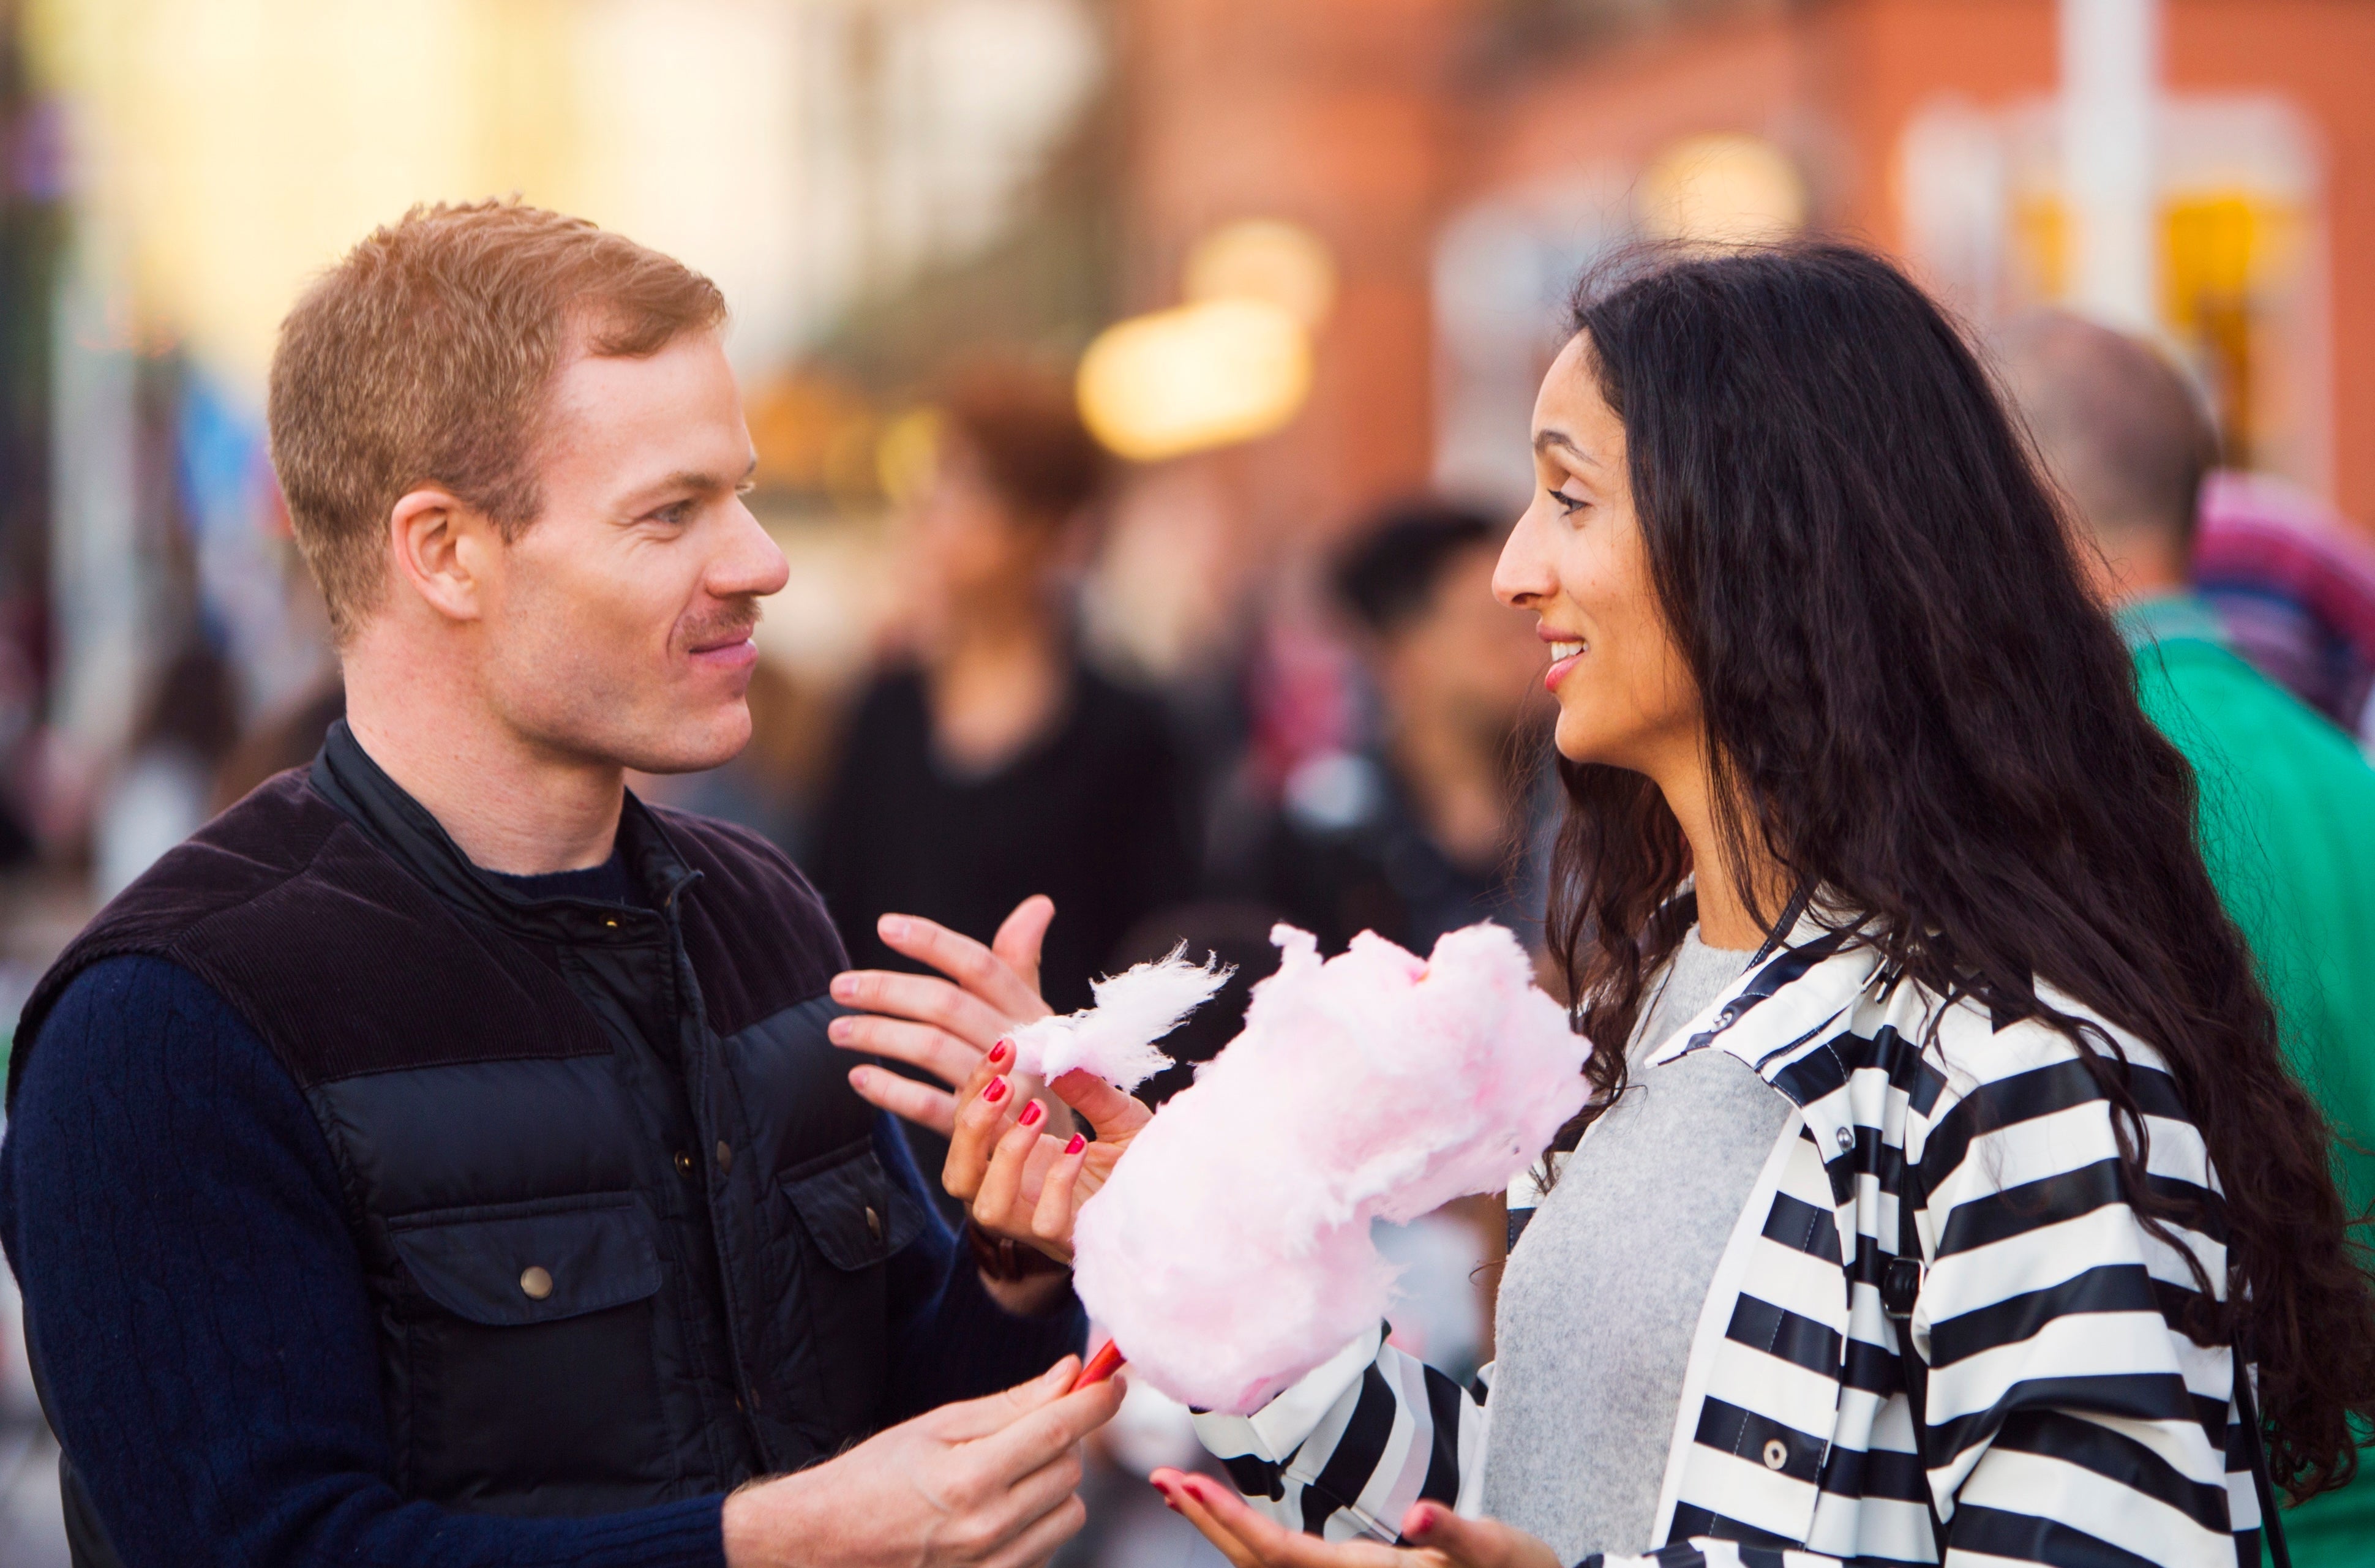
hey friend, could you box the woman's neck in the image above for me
[925,599,1067,774]
[1653,749,1787,952]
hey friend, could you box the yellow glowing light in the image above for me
[1183,218,1337,329]
[1637,133,1808,247]
[1076,298,1311,463]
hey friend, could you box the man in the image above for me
[0,201,1117,1567]
[2004,312,2375,1566]
[1262,501,1550,956]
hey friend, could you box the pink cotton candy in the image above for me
[1070,921,1589,1415]
[1008,946,1232,1092]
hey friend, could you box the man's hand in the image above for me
[830,898,1061,1138]
[1149,1471,1561,1568]
[723,1356,1124,1568]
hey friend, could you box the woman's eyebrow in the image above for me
[1533,428,1594,465]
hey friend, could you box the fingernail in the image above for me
[1065,1133,1086,1155]
[988,1039,1011,1066]
[1405,1504,1440,1538]
[1018,1099,1044,1129]
[984,1076,1010,1104]
[828,1018,852,1043]
[830,975,856,1000]
[879,914,907,939]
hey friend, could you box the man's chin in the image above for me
[582,703,755,778]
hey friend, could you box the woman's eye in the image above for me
[1550,488,1589,516]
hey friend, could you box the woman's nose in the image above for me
[1493,506,1552,609]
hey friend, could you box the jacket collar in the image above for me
[309,718,703,945]
[1645,910,1892,1105]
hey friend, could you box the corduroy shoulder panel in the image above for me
[10,770,612,1105]
[648,805,845,1038]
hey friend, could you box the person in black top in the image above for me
[1261,501,1551,956]
[808,364,1195,1018]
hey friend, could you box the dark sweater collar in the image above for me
[308,718,700,943]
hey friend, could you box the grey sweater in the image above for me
[1477,929,1787,1564]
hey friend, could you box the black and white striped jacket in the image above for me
[1193,931,2259,1566]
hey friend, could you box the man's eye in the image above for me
[1550,489,1588,516]
[651,501,695,527]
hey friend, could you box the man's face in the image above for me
[474,328,789,774]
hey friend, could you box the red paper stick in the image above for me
[1071,1338,1127,1390]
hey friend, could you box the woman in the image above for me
[828,246,2375,1567]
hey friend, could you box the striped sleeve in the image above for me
[1905,1035,2246,1567]
[1190,1325,1489,1542]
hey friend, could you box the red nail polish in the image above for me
[988,1039,1011,1065]
[1018,1099,1044,1129]
[984,1076,1009,1104]
[1065,1133,1086,1155]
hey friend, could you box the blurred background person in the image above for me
[90,639,236,899]
[2003,309,2375,1566]
[2193,470,2375,751]
[1257,502,1551,957]
[808,364,1198,1165]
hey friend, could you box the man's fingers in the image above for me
[980,1491,1087,1568]
[929,1356,1080,1442]
[989,895,1054,1000]
[847,1066,959,1136]
[970,1373,1126,1479]
[830,968,1015,1052]
[829,1014,979,1090]
[876,912,1049,1027]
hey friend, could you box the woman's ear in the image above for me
[387,486,491,624]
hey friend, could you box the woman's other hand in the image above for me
[1149,1472,1559,1568]
[830,896,1059,1136]
[946,1049,1151,1262]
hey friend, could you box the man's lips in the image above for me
[686,628,759,669]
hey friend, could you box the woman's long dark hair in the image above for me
[1544,243,2374,1500]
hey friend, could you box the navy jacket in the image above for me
[0,722,1083,1566]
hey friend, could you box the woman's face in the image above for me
[1493,332,1701,775]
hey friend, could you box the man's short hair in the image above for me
[268,200,727,640]
[1998,310,2220,551]
[1332,500,1501,638]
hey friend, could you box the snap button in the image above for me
[1835,1127,1855,1152]
[673,1149,695,1177]
[715,1141,734,1174]
[865,1206,882,1241]
[519,1266,553,1300]
[1762,1438,1788,1471]
[602,918,618,929]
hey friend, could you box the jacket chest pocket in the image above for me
[386,1193,670,1512]
[777,1141,926,1430]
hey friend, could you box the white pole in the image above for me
[2060,0,2160,329]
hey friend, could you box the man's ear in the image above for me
[388,486,495,624]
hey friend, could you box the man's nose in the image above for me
[715,500,790,601]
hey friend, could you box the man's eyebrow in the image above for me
[633,456,759,504]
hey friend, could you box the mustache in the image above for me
[680,596,763,650]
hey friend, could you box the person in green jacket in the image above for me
[2007,311,2375,1564]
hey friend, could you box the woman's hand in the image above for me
[945,1049,1152,1263]
[830,897,1062,1138]
[1149,1472,1560,1568]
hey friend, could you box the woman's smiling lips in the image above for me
[1538,626,1586,692]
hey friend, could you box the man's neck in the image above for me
[342,651,625,876]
